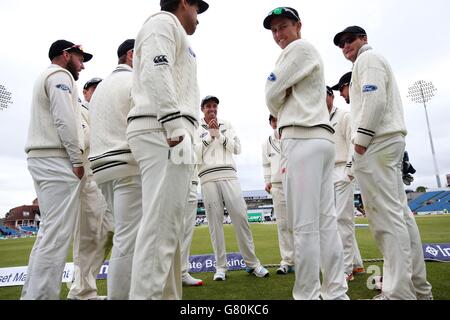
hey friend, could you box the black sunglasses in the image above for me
[338,35,365,48]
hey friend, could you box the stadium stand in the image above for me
[408,191,447,211]
[0,226,21,236]
[416,191,450,213]
[408,191,450,213]
[20,226,38,233]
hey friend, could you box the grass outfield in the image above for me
[0,215,449,300]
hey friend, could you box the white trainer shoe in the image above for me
[417,293,433,300]
[67,295,107,300]
[182,273,203,286]
[251,265,270,278]
[276,265,294,275]
[372,293,389,300]
[345,273,355,282]
[213,271,226,281]
[88,295,108,300]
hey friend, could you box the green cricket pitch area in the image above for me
[1,215,449,300]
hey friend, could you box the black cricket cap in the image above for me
[331,72,352,91]
[333,26,367,46]
[201,95,219,107]
[160,0,209,14]
[83,78,102,91]
[48,40,93,62]
[117,39,135,58]
[263,7,300,30]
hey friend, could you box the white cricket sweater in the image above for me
[80,102,95,177]
[350,44,407,147]
[89,64,139,184]
[262,133,283,184]
[127,11,200,139]
[329,106,352,169]
[197,118,241,184]
[80,102,90,161]
[25,64,84,167]
[265,39,334,142]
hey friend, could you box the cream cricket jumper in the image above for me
[127,11,200,139]
[350,44,407,148]
[197,118,241,184]
[80,102,90,162]
[329,106,353,169]
[89,64,139,185]
[79,102,96,178]
[262,133,283,184]
[25,64,84,167]
[265,39,334,142]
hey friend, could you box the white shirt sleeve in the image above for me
[354,55,388,147]
[218,123,241,155]
[262,140,271,184]
[265,42,320,117]
[140,19,183,138]
[46,71,83,166]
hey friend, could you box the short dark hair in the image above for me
[269,114,276,123]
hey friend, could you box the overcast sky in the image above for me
[1,0,449,217]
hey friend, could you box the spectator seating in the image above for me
[0,226,21,236]
[408,191,447,212]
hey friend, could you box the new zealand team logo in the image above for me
[268,73,277,82]
[362,84,378,93]
[56,84,71,93]
[153,55,169,66]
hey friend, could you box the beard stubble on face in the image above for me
[66,57,79,81]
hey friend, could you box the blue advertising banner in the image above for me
[3,245,449,287]
[187,252,246,273]
[423,243,450,262]
[96,261,109,280]
[94,252,245,280]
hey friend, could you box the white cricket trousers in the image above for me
[128,129,193,300]
[333,164,362,275]
[181,179,199,275]
[353,235,364,268]
[271,184,294,267]
[68,175,113,300]
[98,175,142,300]
[202,179,261,273]
[353,135,432,300]
[21,157,84,300]
[282,138,348,300]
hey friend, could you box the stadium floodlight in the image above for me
[0,84,13,111]
[407,80,441,188]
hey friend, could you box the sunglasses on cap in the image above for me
[326,89,334,96]
[338,34,365,48]
[269,7,300,21]
[62,44,84,53]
